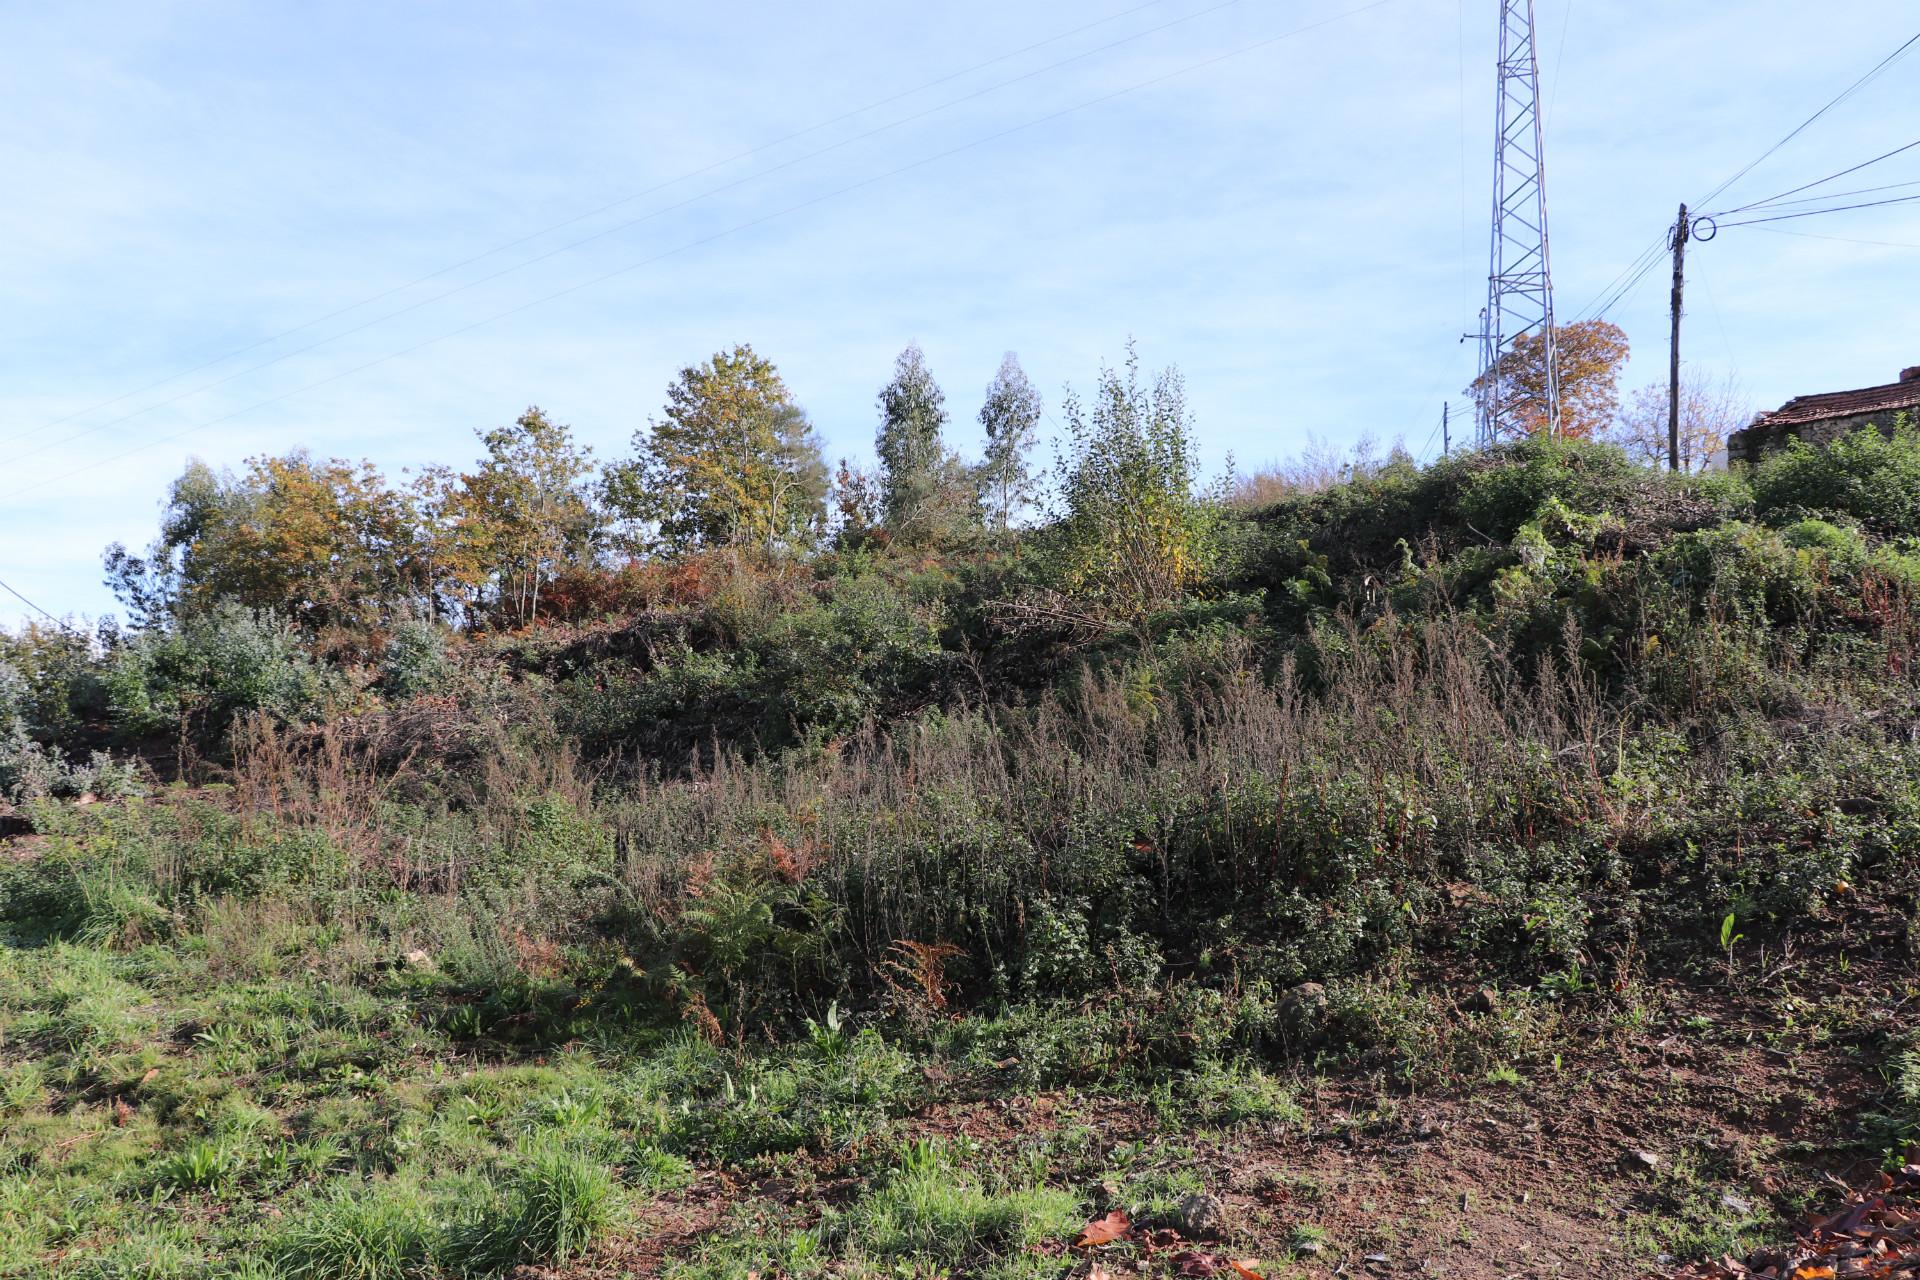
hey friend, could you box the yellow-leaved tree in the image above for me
[603,344,828,556]
[104,452,430,643]
[417,407,601,628]
[1606,372,1750,471]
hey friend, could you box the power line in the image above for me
[1694,29,1920,210]
[4,0,1259,472]
[0,576,75,633]
[2,0,1394,503]
[1545,0,1576,136]
[1574,29,1920,328]
[0,0,1191,453]
[1717,190,1920,229]
[1694,253,1738,370]
[1573,235,1666,322]
[1746,224,1920,251]
[1416,413,1444,462]
[1714,137,1920,216]
[1728,176,1920,215]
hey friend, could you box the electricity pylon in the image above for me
[1474,0,1561,445]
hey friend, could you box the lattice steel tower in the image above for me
[1475,0,1561,444]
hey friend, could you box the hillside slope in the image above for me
[3,434,1919,1277]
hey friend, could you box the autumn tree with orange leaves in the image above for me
[1473,319,1630,440]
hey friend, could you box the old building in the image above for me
[1726,364,1920,468]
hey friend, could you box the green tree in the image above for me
[423,407,601,627]
[1054,344,1220,617]
[604,344,827,555]
[977,352,1042,532]
[104,452,430,642]
[875,343,975,544]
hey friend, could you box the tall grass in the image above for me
[11,595,1914,1045]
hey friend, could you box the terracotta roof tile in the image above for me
[1755,375,1920,428]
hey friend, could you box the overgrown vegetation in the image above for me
[5,343,1919,1275]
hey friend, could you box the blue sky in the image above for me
[3,0,1917,625]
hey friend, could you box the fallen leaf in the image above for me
[1075,1209,1132,1249]
[1792,1268,1836,1280]
[1230,1262,1267,1280]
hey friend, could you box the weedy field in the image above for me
[2,800,1915,1280]
[6,428,1920,1277]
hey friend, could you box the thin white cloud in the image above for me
[3,0,1917,623]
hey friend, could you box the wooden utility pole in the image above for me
[1442,403,1451,458]
[1667,203,1690,472]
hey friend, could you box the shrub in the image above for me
[104,602,336,741]
[1052,346,1223,617]
[379,620,453,699]
[0,722,144,805]
[1752,422,1920,535]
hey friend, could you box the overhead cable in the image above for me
[1714,137,1920,216]
[1718,190,1920,229]
[0,576,75,632]
[1746,224,1920,251]
[2,0,1257,470]
[0,0,1394,502]
[1694,30,1920,210]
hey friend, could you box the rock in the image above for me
[1295,1239,1325,1256]
[1279,982,1330,1035]
[1720,1190,1754,1215]
[1624,1148,1661,1173]
[1465,986,1499,1014]
[1175,1192,1226,1238]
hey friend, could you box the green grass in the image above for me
[674,1145,1081,1280]
[9,436,1920,1275]
[846,1165,1079,1261]
[275,1181,434,1280]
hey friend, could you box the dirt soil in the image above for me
[526,913,1916,1279]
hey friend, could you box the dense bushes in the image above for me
[102,602,339,739]
[7,431,1920,1035]
[10,596,1914,1045]
[1752,419,1920,534]
[8,432,1920,1276]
